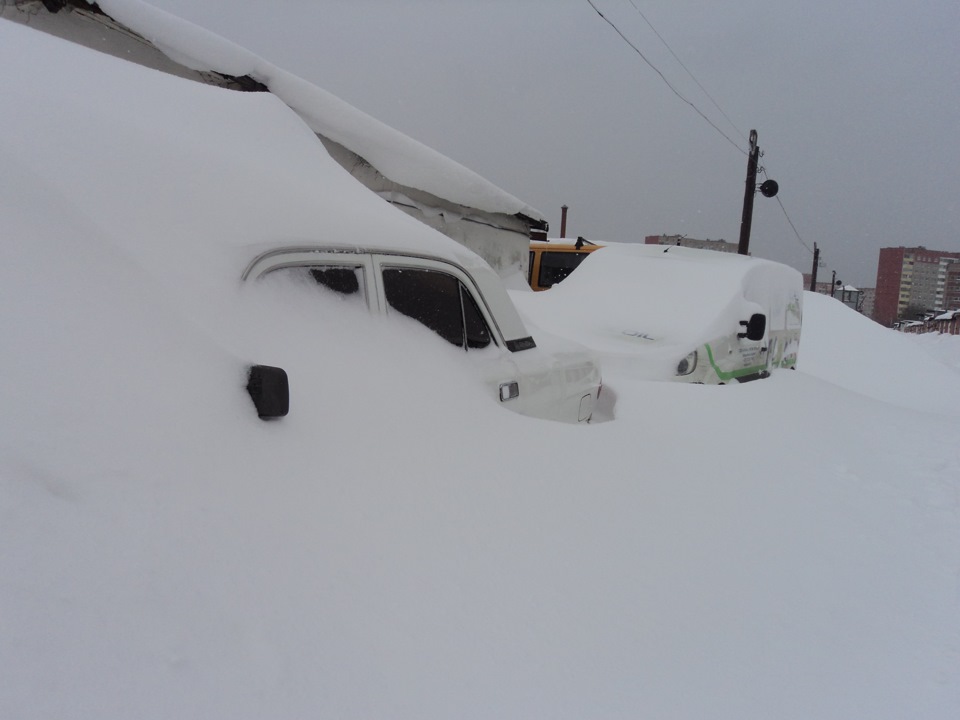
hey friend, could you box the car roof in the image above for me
[241,243,533,345]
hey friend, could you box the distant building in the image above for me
[802,275,839,296]
[802,275,875,317]
[945,263,960,310]
[645,234,738,254]
[898,309,960,335]
[837,285,863,312]
[932,310,960,335]
[874,246,960,326]
[859,287,876,319]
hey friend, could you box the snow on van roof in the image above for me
[93,0,544,223]
[535,238,606,247]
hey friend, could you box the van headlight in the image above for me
[676,350,697,376]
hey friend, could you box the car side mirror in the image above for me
[247,364,289,419]
[738,313,766,341]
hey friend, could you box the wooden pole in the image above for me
[738,130,759,256]
[810,243,820,291]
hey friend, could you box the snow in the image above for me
[92,0,544,221]
[913,331,960,371]
[2,16,960,720]
[798,292,960,417]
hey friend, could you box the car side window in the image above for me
[263,265,367,307]
[309,267,361,295]
[381,267,492,350]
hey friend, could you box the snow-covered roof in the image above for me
[90,0,544,223]
[0,18,499,288]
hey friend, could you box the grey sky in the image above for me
[146,0,960,286]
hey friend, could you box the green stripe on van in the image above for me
[703,343,769,383]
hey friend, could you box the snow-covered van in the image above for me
[511,243,803,384]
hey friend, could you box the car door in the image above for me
[370,253,532,408]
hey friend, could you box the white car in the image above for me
[243,245,602,424]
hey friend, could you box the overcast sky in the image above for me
[146,0,960,286]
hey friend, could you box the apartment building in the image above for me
[944,263,960,310]
[874,246,960,326]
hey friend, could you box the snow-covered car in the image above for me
[512,243,803,384]
[243,245,602,424]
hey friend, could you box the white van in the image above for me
[511,243,803,384]
[243,245,602,422]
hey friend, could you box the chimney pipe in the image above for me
[560,205,568,239]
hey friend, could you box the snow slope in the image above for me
[800,291,960,416]
[2,17,959,720]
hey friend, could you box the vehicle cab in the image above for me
[528,238,605,291]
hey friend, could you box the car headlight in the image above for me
[676,350,698,376]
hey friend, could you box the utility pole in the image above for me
[809,243,819,291]
[737,129,778,256]
[738,130,760,256]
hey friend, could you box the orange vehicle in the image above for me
[528,238,604,291]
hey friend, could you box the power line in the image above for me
[623,0,746,144]
[588,1,813,262]
[774,195,813,255]
[585,0,747,156]
[761,166,813,255]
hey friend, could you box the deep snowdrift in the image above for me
[800,291,960,416]
[2,16,959,720]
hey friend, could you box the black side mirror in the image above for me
[247,364,289,419]
[738,313,766,341]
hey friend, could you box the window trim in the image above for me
[241,248,379,312]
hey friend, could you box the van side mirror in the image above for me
[247,364,289,419]
[738,313,766,341]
